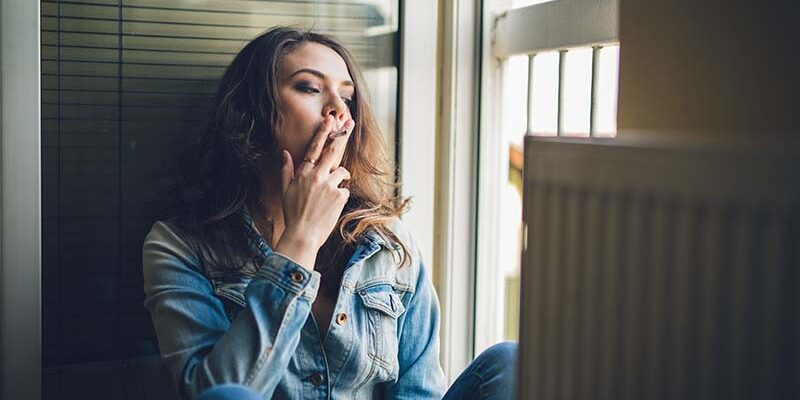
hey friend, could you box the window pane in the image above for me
[502,55,530,144]
[595,45,620,137]
[498,55,528,344]
[562,48,592,137]
[528,51,559,136]
[500,164,523,342]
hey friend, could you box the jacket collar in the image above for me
[241,206,398,258]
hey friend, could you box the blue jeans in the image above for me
[196,342,518,400]
[442,342,518,400]
[194,384,263,400]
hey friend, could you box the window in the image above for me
[474,0,619,354]
[525,45,620,137]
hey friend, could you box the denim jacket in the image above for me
[142,209,447,399]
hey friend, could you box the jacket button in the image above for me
[336,313,348,325]
[290,271,305,283]
[309,372,325,386]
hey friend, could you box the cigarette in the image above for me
[328,128,348,139]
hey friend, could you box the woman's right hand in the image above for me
[274,115,355,271]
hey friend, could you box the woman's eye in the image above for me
[297,85,320,94]
[296,83,352,105]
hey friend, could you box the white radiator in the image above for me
[520,136,799,399]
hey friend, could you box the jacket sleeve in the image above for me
[383,249,448,399]
[142,221,319,399]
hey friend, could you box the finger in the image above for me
[337,187,351,203]
[300,115,334,173]
[281,150,294,193]
[327,119,350,140]
[328,166,351,186]
[318,119,355,173]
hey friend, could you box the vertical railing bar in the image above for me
[527,53,535,136]
[590,46,602,137]
[557,49,566,137]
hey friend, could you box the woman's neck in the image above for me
[249,201,283,247]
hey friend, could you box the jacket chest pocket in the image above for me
[210,275,252,322]
[357,284,407,382]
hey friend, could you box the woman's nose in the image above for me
[323,97,349,126]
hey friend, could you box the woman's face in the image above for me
[276,42,354,168]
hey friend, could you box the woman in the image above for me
[142,26,516,400]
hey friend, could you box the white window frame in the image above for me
[397,0,438,287]
[434,0,482,381]
[474,0,619,353]
[1,0,42,398]
[398,0,482,381]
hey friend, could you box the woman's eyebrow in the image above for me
[289,67,354,87]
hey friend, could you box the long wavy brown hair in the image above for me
[160,26,411,291]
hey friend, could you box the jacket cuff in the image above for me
[256,252,320,301]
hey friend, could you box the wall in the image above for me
[617,0,798,137]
